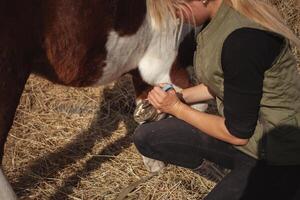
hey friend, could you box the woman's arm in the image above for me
[148,86,248,146]
[179,83,215,104]
[173,103,248,145]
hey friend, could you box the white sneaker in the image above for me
[142,156,166,172]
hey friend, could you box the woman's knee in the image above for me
[133,124,154,155]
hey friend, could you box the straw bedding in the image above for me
[3,1,299,199]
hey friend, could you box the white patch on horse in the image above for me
[97,14,180,87]
[138,20,179,86]
[96,18,152,85]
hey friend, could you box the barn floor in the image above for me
[3,75,220,200]
[2,0,300,199]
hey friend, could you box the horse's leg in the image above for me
[0,42,31,199]
[129,61,192,102]
[129,69,152,102]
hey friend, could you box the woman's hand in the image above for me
[147,84,184,116]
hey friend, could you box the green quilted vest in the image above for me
[194,1,300,165]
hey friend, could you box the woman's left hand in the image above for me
[147,85,183,115]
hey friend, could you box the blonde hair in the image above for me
[146,0,195,30]
[147,0,300,47]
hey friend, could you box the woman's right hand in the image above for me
[147,85,184,116]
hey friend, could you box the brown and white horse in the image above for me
[0,0,200,198]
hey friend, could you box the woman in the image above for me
[133,0,300,199]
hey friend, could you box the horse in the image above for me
[0,0,200,198]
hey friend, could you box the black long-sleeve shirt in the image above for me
[221,28,284,139]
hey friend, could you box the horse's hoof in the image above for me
[134,100,167,124]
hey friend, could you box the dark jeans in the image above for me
[133,117,300,200]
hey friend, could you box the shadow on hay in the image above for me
[12,78,138,199]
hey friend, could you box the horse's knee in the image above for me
[129,69,151,100]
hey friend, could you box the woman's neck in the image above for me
[207,0,224,20]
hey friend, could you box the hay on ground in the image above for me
[3,1,300,199]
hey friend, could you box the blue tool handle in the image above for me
[162,84,174,92]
